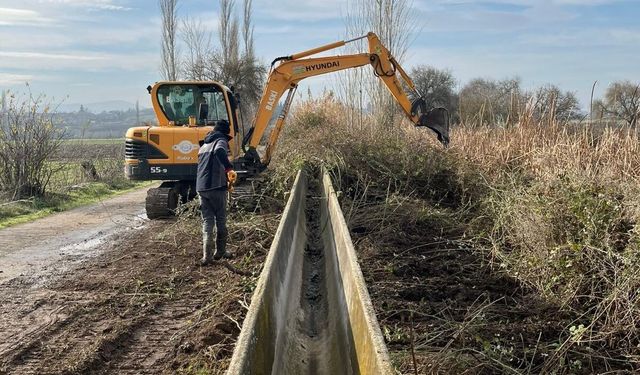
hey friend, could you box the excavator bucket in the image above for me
[411,98,450,147]
[420,108,450,147]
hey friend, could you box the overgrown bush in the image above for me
[271,95,478,206]
[0,91,65,199]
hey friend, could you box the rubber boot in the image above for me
[213,233,233,260]
[201,231,214,266]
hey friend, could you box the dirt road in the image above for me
[0,188,150,284]
[0,188,277,374]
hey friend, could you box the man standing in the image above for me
[196,120,235,265]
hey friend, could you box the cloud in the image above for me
[0,7,54,26]
[0,73,35,85]
[519,28,640,48]
[0,50,157,71]
[432,0,624,5]
[257,0,346,21]
[553,0,624,5]
[37,0,131,11]
[0,51,104,61]
[0,25,158,57]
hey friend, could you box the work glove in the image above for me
[227,169,237,184]
[226,169,237,192]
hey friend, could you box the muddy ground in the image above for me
[0,188,151,283]
[2,178,628,375]
[0,201,279,375]
[345,195,633,374]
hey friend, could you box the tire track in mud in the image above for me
[103,297,205,374]
[1,295,203,375]
[0,290,123,374]
[0,287,85,360]
[0,281,176,373]
[0,214,272,375]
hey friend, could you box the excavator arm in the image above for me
[241,32,450,169]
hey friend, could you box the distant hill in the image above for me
[58,100,148,114]
[54,108,157,139]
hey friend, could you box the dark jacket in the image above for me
[196,131,233,192]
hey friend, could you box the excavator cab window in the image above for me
[156,84,229,126]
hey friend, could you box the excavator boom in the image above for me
[242,32,450,169]
[125,32,449,219]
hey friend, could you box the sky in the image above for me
[0,0,638,110]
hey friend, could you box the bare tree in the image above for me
[602,81,640,127]
[181,16,213,80]
[178,0,264,119]
[0,90,6,127]
[159,0,180,81]
[0,91,65,200]
[341,0,418,126]
[210,0,265,118]
[529,84,581,123]
[242,0,254,58]
[218,0,237,65]
[410,65,458,121]
[136,100,140,126]
[592,99,607,121]
[458,78,522,126]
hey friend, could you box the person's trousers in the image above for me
[199,189,227,259]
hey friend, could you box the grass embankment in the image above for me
[268,95,640,374]
[0,140,151,228]
[0,181,152,228]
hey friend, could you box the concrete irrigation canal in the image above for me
[227,169,394,375]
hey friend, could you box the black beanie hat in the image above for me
[214,120,231,135]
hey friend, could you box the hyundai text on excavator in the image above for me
[124,32,450,219]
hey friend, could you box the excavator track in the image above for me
[145,179,255,219]
[145,186,178,219]
[145,181,196,219]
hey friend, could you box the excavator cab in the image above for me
[154,84,231,127]
[124,81,243,218]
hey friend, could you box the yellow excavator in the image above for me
[125,32,450,219]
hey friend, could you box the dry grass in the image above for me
[450,121,640,372]
[452,122,640,184]
[270,94,640,373]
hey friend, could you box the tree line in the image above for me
[410,66,639,127]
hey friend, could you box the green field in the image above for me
[63,138,124,145]
[0,140,150,228]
